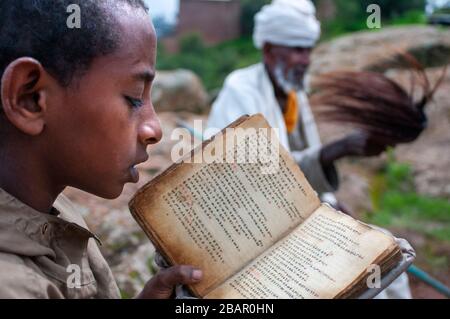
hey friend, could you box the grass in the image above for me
[389,10,427,25]
[363,151,450,273]
[157,35,262,91]
[364,151,450,244]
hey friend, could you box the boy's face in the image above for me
[46,9,162,198]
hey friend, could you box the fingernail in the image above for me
[192,269,203,281]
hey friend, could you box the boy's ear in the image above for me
[1,57,50,136]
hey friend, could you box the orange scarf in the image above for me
[284,91,299,133]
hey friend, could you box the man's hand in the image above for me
[340,131,387,157]
[136,265,203,299]
[320,131,387,167]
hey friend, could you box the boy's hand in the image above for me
[136,266,203,299]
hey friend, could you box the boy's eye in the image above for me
[124,96,144,108]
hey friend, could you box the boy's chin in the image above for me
[89,184,125,200]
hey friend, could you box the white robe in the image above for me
[207,63,338,195]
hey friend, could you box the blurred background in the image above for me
[63,0,450,298]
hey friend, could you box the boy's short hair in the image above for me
[0,0,148,95]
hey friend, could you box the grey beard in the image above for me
[274,62,304,94]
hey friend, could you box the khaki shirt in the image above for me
[0,188,121,299]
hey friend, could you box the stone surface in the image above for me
[310,26,450,75]
[152,69,210,114]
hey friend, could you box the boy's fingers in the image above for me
[157,265,203,288]
[139,265,203,299]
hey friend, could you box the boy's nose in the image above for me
[139,117,163,146]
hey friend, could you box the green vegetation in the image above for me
[319,0,427,40]
[157,35,262,91]
[364,152,450,272]
[240,0,271,37]
[157,1,428,92]
[389,9,427,25]
[364,151,450,243]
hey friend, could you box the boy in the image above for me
[0,0,202,298]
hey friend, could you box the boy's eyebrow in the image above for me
[133,71,155,83]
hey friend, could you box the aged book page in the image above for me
[205,204,398,299]
[129,115,321,297]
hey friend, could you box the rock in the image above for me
[310,26,450,76]
[152,69,210,114]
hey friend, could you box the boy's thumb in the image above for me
[138,265,202,299]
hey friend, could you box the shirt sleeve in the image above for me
[0,253,64,299]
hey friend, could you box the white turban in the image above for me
[253,0,321,49]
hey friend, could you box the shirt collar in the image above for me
[0,187,98,258]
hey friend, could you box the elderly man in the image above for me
[207,0,384,200]
[206,0,412,299]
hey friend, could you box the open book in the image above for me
[129,114,412,299]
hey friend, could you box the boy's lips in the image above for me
[129,166,140,183]
[128,155,149,183]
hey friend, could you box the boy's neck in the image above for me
[0,144,63,214]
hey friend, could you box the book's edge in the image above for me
[128,114,252,298]
[356,243,415,299]
[316,203,403,299]
[336,247,403,299]
[128,201,203,297]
